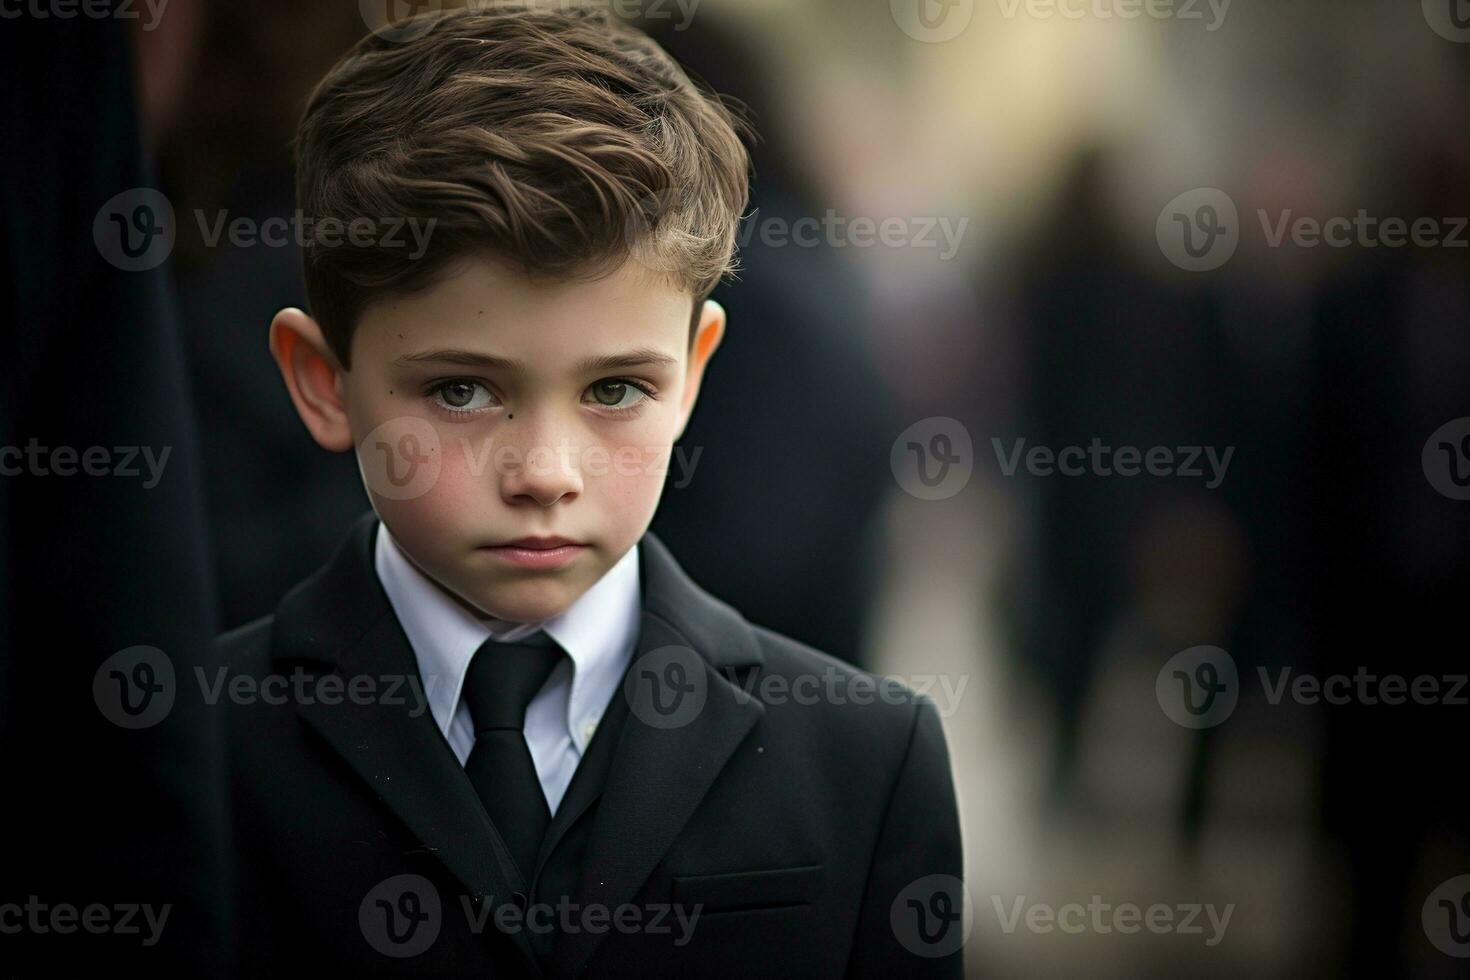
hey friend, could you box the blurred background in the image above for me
[5,0,1469,975]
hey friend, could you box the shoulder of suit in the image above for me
[742,622,939,732]
[745,622,895,684]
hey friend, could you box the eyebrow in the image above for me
[395,346,678,372]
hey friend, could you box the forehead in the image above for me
[354,253,691,369]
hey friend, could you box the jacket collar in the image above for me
[268,513,765,977]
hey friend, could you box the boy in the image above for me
[218,6,963,977]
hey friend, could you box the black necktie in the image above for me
[462,630,567,883]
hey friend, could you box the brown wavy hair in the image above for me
[293,3,752,366]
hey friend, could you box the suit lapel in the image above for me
[268,513,542,975]
[547,532,766,979]
[269,516,767,979]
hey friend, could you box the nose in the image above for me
[497,413,583,507]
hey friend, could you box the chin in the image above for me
[471,582,575,624]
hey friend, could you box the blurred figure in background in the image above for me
[161,1,370,628]
[1,5,226,973]
[647,14,897,664]
[1307,84,1470,973]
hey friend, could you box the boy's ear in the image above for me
[268,307,354,452]
[676,298,726,441]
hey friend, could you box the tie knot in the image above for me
[462,632,566,733]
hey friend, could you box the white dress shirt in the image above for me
[373,521,640,815]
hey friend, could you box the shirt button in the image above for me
[581,718,599,742]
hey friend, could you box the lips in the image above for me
[481,537,587,570]
[496,536,582,550]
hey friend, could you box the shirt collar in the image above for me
[373,520,641,750]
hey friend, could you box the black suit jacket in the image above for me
[217,514,964,977]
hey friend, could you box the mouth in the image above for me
[497,536,582,549]
[479,537,588,570]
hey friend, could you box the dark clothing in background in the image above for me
[1309,248,1470,977]
[175,164,367,629]
[0,14,227,975]
[652,187,894,664]
[647,19,896,666]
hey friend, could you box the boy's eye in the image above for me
[431,380,494,412]
[586,379,649,412]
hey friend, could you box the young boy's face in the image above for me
[271,254,724,623]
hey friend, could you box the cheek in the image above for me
[591,417,677,523]
[354,417,485,549]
